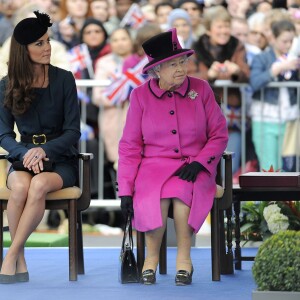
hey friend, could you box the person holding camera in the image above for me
[192,5,249,175]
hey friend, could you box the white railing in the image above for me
[76,80,111,199]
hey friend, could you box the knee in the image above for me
[146,230,157,239]
[9,181,30,206]
[28,177,48,198]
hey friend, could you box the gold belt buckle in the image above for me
[32,134,47,145]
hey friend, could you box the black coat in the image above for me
[0,65,81,163]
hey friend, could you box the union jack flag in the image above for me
[224,105,242,131]
[67,44,94,77]
[103,57,148,105]
[120,3,146,29]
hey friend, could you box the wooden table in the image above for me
[232,183,300,270]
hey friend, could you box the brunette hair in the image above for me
[271,19,296,38]
[110,27,132,41]
[4,36,35,115]
[154,2,175,15]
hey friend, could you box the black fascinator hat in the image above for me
[13,11,52,45]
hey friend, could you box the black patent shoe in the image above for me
[141,269,156,285]
[175,266,194,286]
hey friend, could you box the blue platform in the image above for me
[1,247,258,300]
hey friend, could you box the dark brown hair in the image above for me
[4,36,35,115]
[271,19,296,38]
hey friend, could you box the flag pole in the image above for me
[82,44,95,78]
[119,3,136,27]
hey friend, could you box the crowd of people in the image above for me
[0,0,300,286]
[0,0,300,190]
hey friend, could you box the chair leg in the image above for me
[217,208,234,275]
[159,229,167,274]
[68,199,78,281]
[136,231,145,274]
[211,199,221,281]
[77,212,84,275]
[0,202,3,267]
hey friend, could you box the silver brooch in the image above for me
[188,90,198,100]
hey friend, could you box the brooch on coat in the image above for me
[188,90,198,100]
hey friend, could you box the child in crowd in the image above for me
[250,19,300,171]
[231,17,249,46]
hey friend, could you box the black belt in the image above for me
[20,133,61,145]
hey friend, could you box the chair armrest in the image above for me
[78,153,94,161]
[222,151,234,159]
[0,154,7,160]
[77,152,93,211]
[219,152,233,210]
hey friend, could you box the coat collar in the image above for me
[148,76,190,99]
[194,34,239,68]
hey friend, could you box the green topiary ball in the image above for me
[252,230,300,291]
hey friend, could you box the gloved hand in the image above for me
[120,196,133,218]
[176,161,204,182]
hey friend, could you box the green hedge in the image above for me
[252,230,300,291]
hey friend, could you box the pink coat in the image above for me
[117,76,228,233]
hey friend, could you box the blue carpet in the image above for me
[1,247,257,300]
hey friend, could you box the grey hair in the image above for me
[147,64,161,78]
[247,12,265,30]
[146,54,189,78]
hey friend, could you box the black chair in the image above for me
[0,152,93,281]
[136,152,233,281]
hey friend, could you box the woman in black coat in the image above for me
[0,11,80,283]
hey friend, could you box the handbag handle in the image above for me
[121,213,134,251]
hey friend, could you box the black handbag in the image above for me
[12,160,54,173]
[119,213,140,284]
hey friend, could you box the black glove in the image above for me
[120,196,133,218]
[176,161,204,182]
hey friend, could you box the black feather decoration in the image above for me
[33,10,52,28]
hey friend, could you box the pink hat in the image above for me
[142,28,194,74]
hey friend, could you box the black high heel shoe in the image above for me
[175,266,194,286]
[141,269,156,285]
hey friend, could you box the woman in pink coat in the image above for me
[117,28,228,286]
